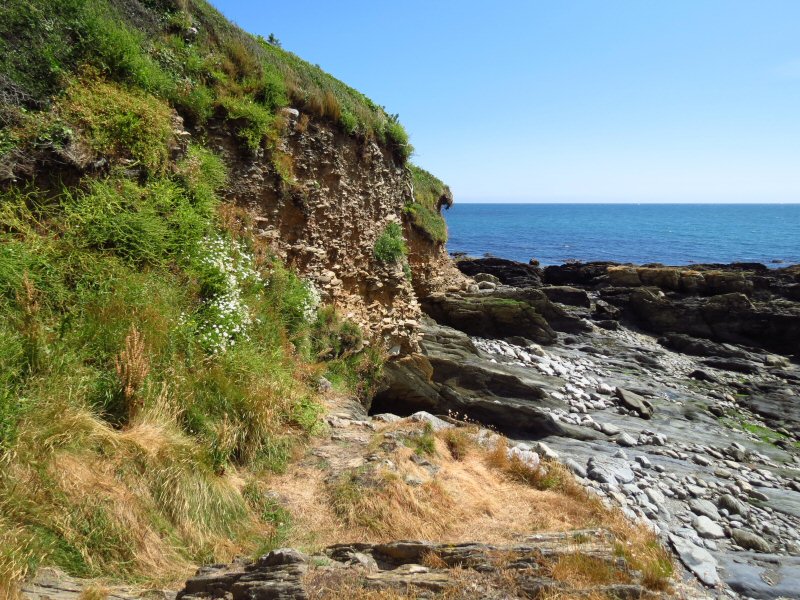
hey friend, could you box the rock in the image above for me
[615,432,637,447]
[422,293,558,344]
[508,446,541,470]
[689,369,719,383]
[600,422,620,436]
[692,515,725,539]
[701,357,761,374]
[257,548,308,567]
[587,456,634,486]
[693,455,712,467]
[731,530,772,553]
[689,499,721,520]
[473,272,500,284]
[372,413,403,423]
[541,286,591,308]
[564,458,587,478]
[409,411,453,432]
[455,257,543,287]
[534,442,559,460]
[717,493,749,516]
[614,388,654,419]
[669,533,720,587]
[708,404,725,417]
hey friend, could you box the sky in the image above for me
[211,1,800,203]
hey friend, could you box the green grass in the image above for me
[374,222,408,264]
[1,0,413,163]
[0,0,440,590]
[405,422,436,456]
[719,412,788,445]
[404,165,451,243]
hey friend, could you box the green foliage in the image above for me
[406,422,436,456]
[242,482,292,553]
[404,203,447,244]
[309,307,384,401]
[57,79,174,174]
[64,177,212,266]
[0,140,335,586]
[374,222,408,264]
[405,165,450,243]
[385,120,413,162]
[220,95,276,152]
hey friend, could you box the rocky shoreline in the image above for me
[375,257,800,599]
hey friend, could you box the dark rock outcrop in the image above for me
[455,256,543,287]
[373,321,604,439]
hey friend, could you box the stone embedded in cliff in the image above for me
[614,388,654,419]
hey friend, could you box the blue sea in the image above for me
[444,204,800,267]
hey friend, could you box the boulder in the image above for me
[586,456,635,486]
[692,515,725,539]
[541,286,591,308]
[422,293,557,344]
[455,257,542,287]
[669,534,720,587]
[731,530,771,553]
[614,388,654,419]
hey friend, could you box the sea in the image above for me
[444,204,800,267]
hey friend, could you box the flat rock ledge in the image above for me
[175,530,676,599]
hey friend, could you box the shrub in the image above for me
[374,222,408,264]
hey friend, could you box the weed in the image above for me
[114,325,150,423]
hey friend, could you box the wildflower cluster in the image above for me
[301,280,321,324]
[191,234,259,354]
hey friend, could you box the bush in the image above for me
[374,222,408,264]
[385,120,413,162]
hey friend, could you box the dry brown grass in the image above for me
[115,325,150,422]
[77,584,110,600]
[548,553,631,588]
[272,423,623,548]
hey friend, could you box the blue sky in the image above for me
[212,1,800,203]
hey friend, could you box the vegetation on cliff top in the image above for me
[0,0,413,164]
[405,165,451,244]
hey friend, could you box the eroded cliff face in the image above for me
[216,112,465,353]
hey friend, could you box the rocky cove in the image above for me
[372,257,800,599]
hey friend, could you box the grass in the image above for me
[0,136,381,593]
[374,222,408,264]
[1,0,414,164]
[55,78,175,175]
[405,422,436,456]
[404,165,451,243]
